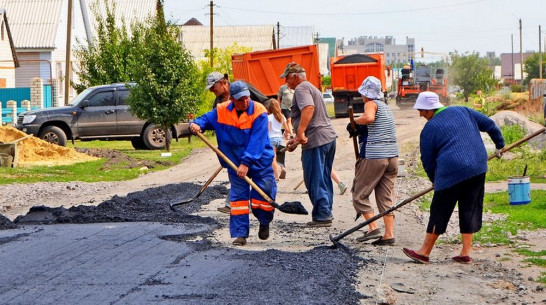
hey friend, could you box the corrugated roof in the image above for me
[0,0,63,49]
[180,25,274,59]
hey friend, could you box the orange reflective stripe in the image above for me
[217,102,267,129]
[231,200,249,215]
[251,198,274,212]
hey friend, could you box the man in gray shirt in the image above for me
[283,63,337,227]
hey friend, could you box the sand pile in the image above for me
[0,126,98,166]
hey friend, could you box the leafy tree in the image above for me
[127,1,201,151]
[73,0,133,93]
[523,52,546,85]
[448,51,497,102]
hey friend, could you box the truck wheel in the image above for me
[131,137,146,150]
[142,124,166,150]
[39,126,67,146]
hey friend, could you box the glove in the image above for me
[346,123,358,138]
[494,148,503,159]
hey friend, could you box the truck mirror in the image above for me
[80,100,89,108]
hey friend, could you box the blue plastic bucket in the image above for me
[507,176,531,205]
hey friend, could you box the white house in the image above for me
[0,9,18,88]
[0,0,157,105]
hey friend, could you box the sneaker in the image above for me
[232,237,247,246]
[338,182,348,195]
[355,228,382,242]
[217,206,230,214]
[306,220,332,227]
[258,224,270,240]
[279,167,286,179]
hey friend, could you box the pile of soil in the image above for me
[0,126,97,166]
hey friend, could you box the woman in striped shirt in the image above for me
[352,76,399,246]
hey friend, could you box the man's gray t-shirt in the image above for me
[290,81,337,150]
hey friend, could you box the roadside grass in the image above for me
[0,133,216,184]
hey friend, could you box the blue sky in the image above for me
[163,0,544,57]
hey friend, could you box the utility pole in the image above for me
[209,1,214,68]
[276,22,280,49]
[538,25,542,79]
[64,0,73,106]
[519,19,523,84]
[511,34,514,82]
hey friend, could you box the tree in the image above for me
[126,1,201,151]
[523,52,546,85]
[73,0,133,93]
[448,51,497,102]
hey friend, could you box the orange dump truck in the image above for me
[330,53,386,118]
[231,45,321,97]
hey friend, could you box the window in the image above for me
[118,90,130,105]
[87,91,115,107]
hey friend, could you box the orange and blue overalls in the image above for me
[193,100,276,238]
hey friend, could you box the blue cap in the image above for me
[229,81,250,100]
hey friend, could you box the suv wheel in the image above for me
[39,126,67,146]
[131,137,146,150]
[142,124,167,150]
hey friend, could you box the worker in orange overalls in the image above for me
[189,81,276,246]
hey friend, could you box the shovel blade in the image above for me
[275,201,308,215]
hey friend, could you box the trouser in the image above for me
[302,139,336,221]
[352,157,398,214]
[228,167,276,238]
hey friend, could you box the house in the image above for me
[179,20,315,62]
[0,0,157,106]
[0,9,18,88]
[500,52,534,84]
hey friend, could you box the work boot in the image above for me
[279,167,286,179]
[258,224,270,240]
[232,237,246,246]
[338,182,347,195]
[217,206,230,214]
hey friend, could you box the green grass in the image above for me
[483,191,546,229]
[0,133,217,184]
[539,272,546,284]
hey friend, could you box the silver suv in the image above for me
[15,83,190,150]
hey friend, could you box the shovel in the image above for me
[169,165,223,210]
[330,127,546,247]
[194,132,308,215]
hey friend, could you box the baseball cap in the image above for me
[280,62,305,78]
[205,72,224,90]
[229,81,250,100]
[414,92,444,110]
[358,76,383,100]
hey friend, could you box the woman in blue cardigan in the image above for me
[403,92,505,264]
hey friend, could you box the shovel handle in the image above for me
[487,127,545,160]
[348,106,359,160]
[194,132,278,207]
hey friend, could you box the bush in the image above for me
[510,84,522,92]
[500,124,526,145]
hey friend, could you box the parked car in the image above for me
[15,83,191,150]
[322,92,334,103]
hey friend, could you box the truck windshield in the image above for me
[68,87,95,106]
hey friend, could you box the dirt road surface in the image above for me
[1,103,545,304]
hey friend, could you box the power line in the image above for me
[221,0,487,16]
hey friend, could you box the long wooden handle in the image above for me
[195,132,277,206]
[487,127,545,160]
[348,106,359,160]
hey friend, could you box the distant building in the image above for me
[500,52,534,84]
[0,9,18,88]
[179,20,315,62]
[342,35,415,66]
